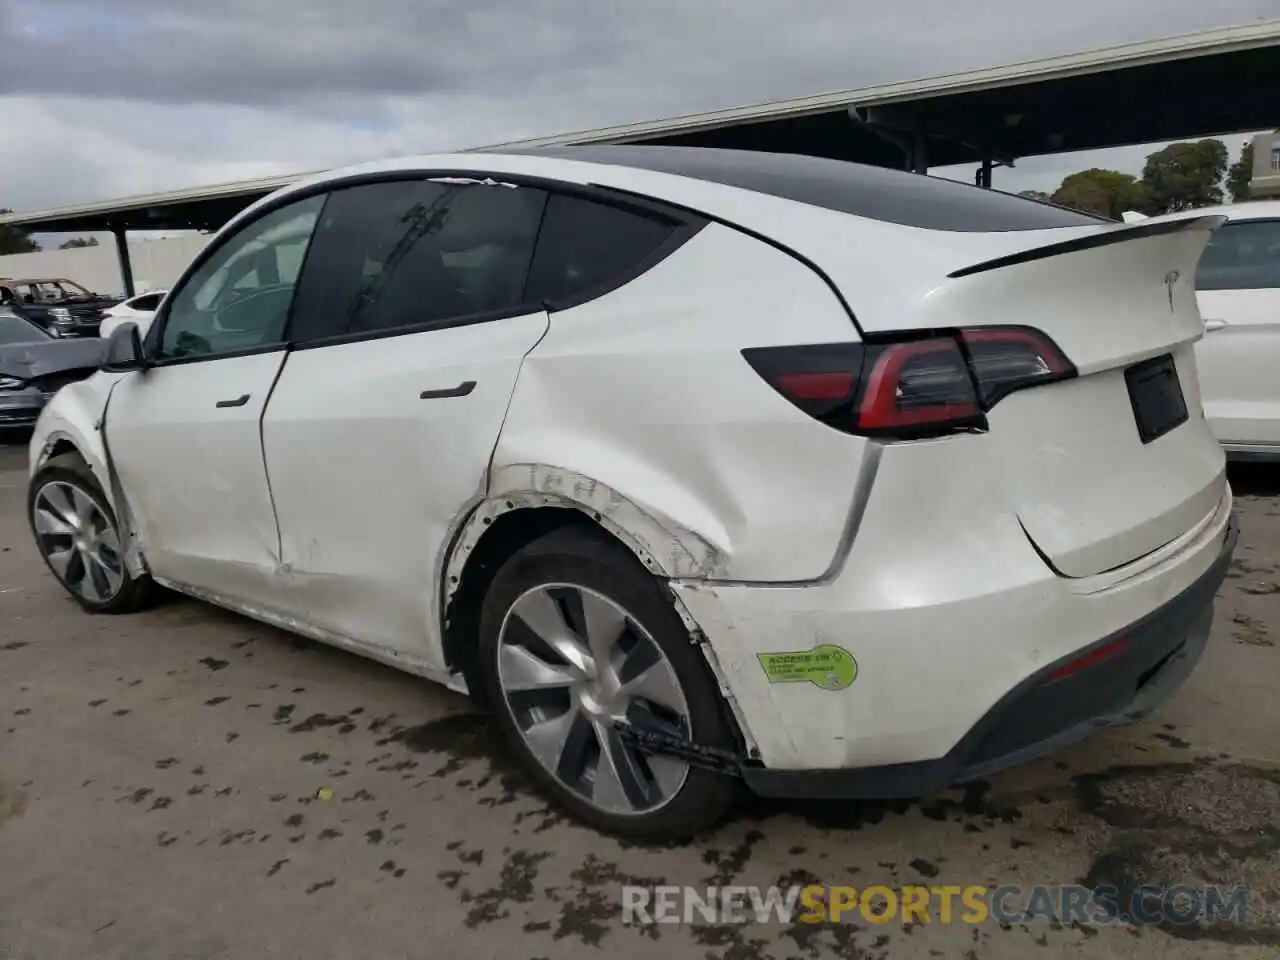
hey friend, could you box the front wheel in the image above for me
[477,526,740,841]
[28,453,157,614]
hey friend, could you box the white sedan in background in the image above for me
[98,289,167,340]
[1131,200,1280,462]
[25,147,1237,839]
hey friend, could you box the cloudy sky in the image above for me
[0,0,1274,218]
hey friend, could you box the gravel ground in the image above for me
[1,437,1278,960]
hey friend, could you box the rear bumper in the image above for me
[740,513,1236,799]
[672,475,1236,782]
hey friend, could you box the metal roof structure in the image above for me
[483,18,1280,158]
[1,18,1276,237]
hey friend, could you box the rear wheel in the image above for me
[477,526,739,840]
[28,454,157,614]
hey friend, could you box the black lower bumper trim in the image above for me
[742,512,1239,800]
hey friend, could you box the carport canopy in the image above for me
[1,18,1276,295]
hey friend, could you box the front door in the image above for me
[105,194,325,607]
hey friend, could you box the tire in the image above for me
[477,525,740,841]
[27,453,158,614]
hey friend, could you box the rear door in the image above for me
[1191,217,1280,453]
[261,175,550,667]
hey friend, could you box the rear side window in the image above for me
[1196,220,1280,291]
[130,293,163,311]
[524,194,677,304]
[289,179,547,343]
[529,146,1109,232]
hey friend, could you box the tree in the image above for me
[1140,139,1229,214]
[1226,141,1254,203]
[1018,190,1053,203]
[59,236,99,249]
[0,209,40,255]
[1049,169,1150,219]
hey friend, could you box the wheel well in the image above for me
[43,439,84,467]
[443,506,618,700]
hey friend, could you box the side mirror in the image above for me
[101,322,149,373]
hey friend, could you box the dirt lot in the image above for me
[1,437,1278,960]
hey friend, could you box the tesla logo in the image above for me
[1164,270,1180,312]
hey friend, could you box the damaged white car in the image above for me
[27,147,1237,840]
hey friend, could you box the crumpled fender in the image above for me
[440,462,757,756]
[30,373,147,577]
[30,378,114,492]
[443,463,731,598]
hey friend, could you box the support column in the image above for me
[911,120,928,174]
[112,226,135,297]
[976,146,994,189]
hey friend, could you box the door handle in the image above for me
[1203,318,1228,332]
[419,381,476,400]
[215,394,251,408]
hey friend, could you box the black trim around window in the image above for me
[145,168,711,364]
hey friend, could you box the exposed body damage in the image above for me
[30,376,116,484]
[444,463,729,599]
[441,464,759,758]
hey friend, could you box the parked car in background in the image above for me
[26,147,1236,839]
[1135,200,1280,463]
[99,289,168,340]
[0,308,104,430]
[0,277,122,338]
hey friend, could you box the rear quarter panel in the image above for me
[491,222,872,583]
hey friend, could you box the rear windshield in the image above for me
[528,146,1108,232]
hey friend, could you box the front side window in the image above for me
[1195,220,1280,291]
[289,178,547,344]
[157,194,325,360]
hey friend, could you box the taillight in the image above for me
[960,326,1072,406]
[742,326,1075,439]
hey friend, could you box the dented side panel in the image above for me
[261,310,552,669]
[491,223,872,584]
[29,373,121,475]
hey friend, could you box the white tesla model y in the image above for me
[27,146,1237,840]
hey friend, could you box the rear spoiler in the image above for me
[948,215,1226,280]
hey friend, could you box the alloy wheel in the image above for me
[31,480,125,603]
[496,583,692,815]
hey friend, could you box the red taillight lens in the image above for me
[857,337,981,431]
[960,326,1073,407]
[742,326,1076,440]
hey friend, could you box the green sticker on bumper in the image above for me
[757,644,857,691]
